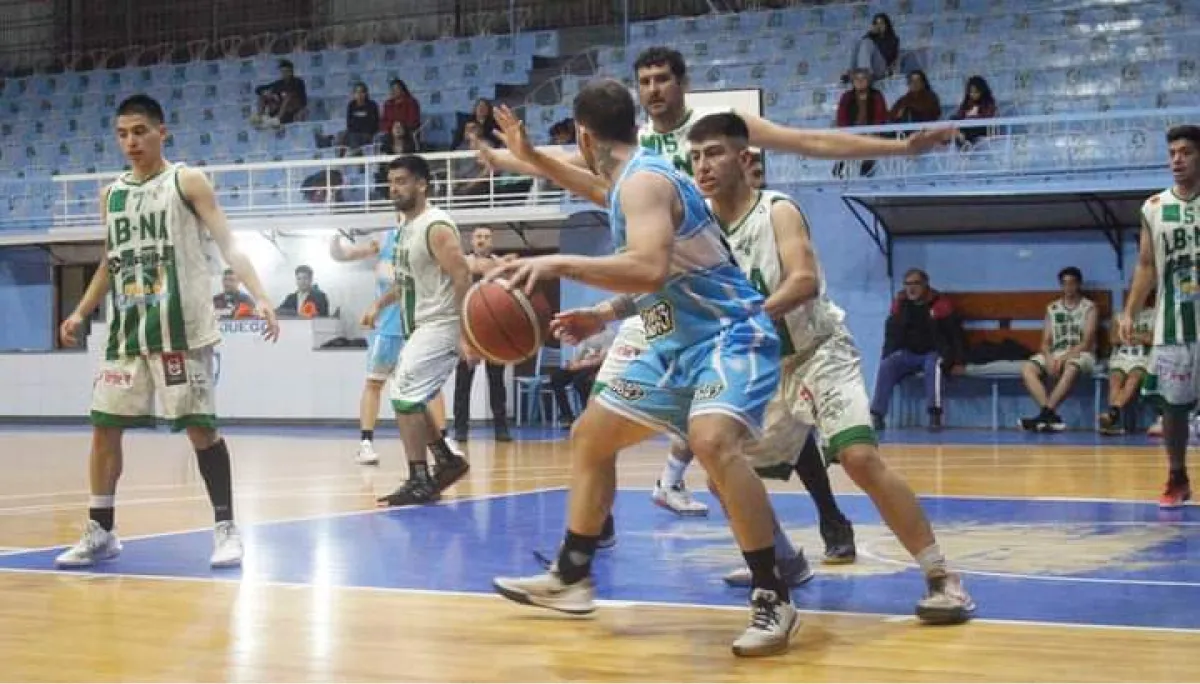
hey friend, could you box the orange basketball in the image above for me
[462,280,550,365]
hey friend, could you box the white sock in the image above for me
[88,494,115,509]
[659,454,690,488]
[915,543,947,577]
[772,518,797,562]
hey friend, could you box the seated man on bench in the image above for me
[1020,266,1099,431]
[1099,290,1155,435]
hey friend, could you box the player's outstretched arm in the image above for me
[762,200,820,320]
[329,233,380,262]
[742,111,955,160]
[1121,220,1157,344]
[179,167,279,341]
[491,105,610,207]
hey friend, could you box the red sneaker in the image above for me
[1158,480,1193,509]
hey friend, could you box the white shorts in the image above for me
[592,317,648,393]
[745,331,876,469]
[1030,351,1096,375]
[1144,343,1200,410]
[366,334,405,382]
[390,318,460,413]
[90,347,217,432]
[1108,350,1150,377]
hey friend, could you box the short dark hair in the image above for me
[279,59,294,70]
[904,268,929,284]
[353,81,367,93]
[116,94,164,124]
[573,79,637,145]
[1058,266,1083,283]
[687,112,750,146]
[295,265,313,277]
[223,268,235,276]
[388,155,431,182]
[1167,125,1200,148]
[634,46,686,81]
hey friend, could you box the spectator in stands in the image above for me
[549,118,576,145]
[870,268,964,431]
[1099,291,1156,435]
[451,121,491,198]
[374,121,419,199]
[251,59,307,128]
[213,268,255,319]
[276,265,330,318]
[889,70,941,124]
[335,82,380,156]
[301,169,345,205]
[1020,266,1098,432]
[380,79,421,149]
[844,12,900,83]
[453,98,500,150]
[550,326,614,428]
[951,75,997,146]
[834,69,888,177]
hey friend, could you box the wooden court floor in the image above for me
[0,426,1197,682]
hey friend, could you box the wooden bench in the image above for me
[890,290,1113,430]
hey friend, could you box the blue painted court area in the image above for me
[2,490,1197,630]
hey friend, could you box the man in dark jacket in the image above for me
[870,269,964,430]
[276,265,330,318]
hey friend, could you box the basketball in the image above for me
[462,280,551,364]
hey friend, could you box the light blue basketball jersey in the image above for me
[607,149,765,353]
[375,228,403,337]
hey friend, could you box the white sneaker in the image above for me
[355,439,380,465]
[493,570,596,615]
[731,588,800,657]
[55,520,121,567]
[210,521,244,568]
[444,436,465,458]
[723,552,815,588]
[652,480,709,516]
[916,570,975,624]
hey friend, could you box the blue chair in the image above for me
[515,347,562,426]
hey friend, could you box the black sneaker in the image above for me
[1098,406,1123,435]
[928,408,943,432]
[1020,408,1050,431]
[819,518,856,565]
[432,455,470,493]
[376,477,440,507]
[1043,410,1066,432]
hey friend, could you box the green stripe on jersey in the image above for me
[164,245,187,350]
[1164,273,1178,343]
[1183,301,1197,343]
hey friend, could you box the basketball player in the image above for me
[1019,267,1099,432]
[479,46,950,532]
[364,156,474,507]
[1121,124,1200,508]
[55,94,280,568]
[489,81,798,658]
[680,114,973,620]
[1099,290,1155,435]
[329,232,455,465]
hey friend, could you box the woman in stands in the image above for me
[454,98,501,150]
[380,79,421,150]
[951,75,997,146]
[890,70,942,124]
[834,69,888,177]
[845,13,900,83]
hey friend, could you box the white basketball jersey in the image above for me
[723,190,843,358]
[1046,298,1095,353]
[102,163,219,360]
[637,107,731,178]
[1113,308,1156,359]
[393,205,460,330]
[1144,188,1200,345]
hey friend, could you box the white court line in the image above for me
[0,565,1197,637]
[0,485,566,556]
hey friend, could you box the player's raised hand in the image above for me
[550,308,606,346]
[493,105,536,162]
[1118,313,1134,346]
[256,304,280,342]
[59,313,84,346]
[486,254,566,296]
[905,126,957,154]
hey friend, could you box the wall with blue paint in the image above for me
[0,246,53,351]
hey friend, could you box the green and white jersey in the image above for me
[1145,187,1200,344]
[392,205,460,333]
[1112,309,1156,359]
[103,163,219,360]
[1046,297,1095,353]
[722,190,844,359]
[637,108,728,178]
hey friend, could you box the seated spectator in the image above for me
[251,60,307,128]
[870,269,964,431]
[213,268,256,319]
[548,118,576,145]
[451,121,491,198]
[316,83,379,157]
[889,70,941,124]
[1100,291,1156,435]
[380,79,422,149]
[1020,267,1098,432]
[453,98,501,150]
[951,75,997,146]
[301,169,345,205]
[834,69,888,177]
[845,13,899,83]
[374,121,419,198]
[550,326,615,427]
[276,265,330,318]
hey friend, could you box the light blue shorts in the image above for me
[366,334,405,381]
[595,318,780,439]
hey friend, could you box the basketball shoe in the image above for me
[651,480,709,516]
[916,570,976,624]
[493,568,597,615]
[377,476,440,507]
[55,520,122,567]
[211,520,244,568]
[730,588,801,658]
[1159,474,1192,509]
[355,439,380,465]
